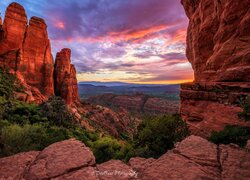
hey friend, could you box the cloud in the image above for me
[0,0,193,84]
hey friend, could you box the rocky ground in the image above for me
[1,136,249,180]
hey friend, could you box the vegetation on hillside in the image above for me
[238,97,250,121]
[209,125,250,147]
[132,114,189,158]
[0,68,189,163]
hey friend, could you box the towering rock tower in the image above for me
[180,0,250,136]
[54,48,80,105]
[0,2,80,105]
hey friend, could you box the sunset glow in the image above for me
[0,0,193,84]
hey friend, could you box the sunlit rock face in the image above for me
[0,2,54,101]
[0,2,80,105]
[182,0,250,82]
[180,0,250,137]
[54,48,80,104]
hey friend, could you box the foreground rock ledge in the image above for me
[0,136,249,180]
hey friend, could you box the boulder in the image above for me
[0,151,39,180]
[25,139,95,180]
[0,136,250,179]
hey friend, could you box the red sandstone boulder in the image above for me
[0,136,250,180]
[0,151,39,180]
[96,160,138,180]
[54,48,80,104]
[25,139,95,180]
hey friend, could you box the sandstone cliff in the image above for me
[1,136,249,180]
[180,0,250,136]
[0,2,79,105]
[54,48,80,104]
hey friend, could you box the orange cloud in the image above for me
[108,25,167,41]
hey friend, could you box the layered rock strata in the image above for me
[180,0,250,136]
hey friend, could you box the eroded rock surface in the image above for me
[54,48,80,104]
[0,2,80,105]
[181,0,250,82]
[0,136,249,180]
[180,0,250,136]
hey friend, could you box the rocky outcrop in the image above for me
[80,102,139,137]
[181,82,250,136]
[0,2,54,101]
[21,16,54,96]
[181,0,250,82]
[180,0,250,136]
[0,2,80,105]
[54,48,80,104]
[1,136,250,180]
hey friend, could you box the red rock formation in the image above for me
[180,0,250,136]
[0,2,81,104]
[21,16,54,96]
[54,48,80,104]
[1,136,250,179]
[0,15,3,40]
[0,2,54,101]
[181,0,250,82]
[0,3,27,55]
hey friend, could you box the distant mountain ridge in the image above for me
[79,81,179,87]
[78,83,180,100]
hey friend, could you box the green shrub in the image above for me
[92,136,132,163]
[209,125,250,147]
[40,96,77,128]
[239,97,250,121]
[132,114,189,158]
[0,68,24,99]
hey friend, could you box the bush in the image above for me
[0,68,23,99]
[0,123,74,157]
[239,97,250,121]
[92,137,132,163]
[209,125,250,147]
[40,96,77,128]
[0,100,45,125]
[132,114,189,158]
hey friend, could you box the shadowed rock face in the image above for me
[180,0,250,136]
[0,136,249,180]
[0,2,80,105]
[54,48,80,104]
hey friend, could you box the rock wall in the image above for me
[1,136,249,179]
[54,48,80,104]
[180,0,250,136]
[0,2,80,105]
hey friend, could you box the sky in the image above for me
[0,0,194,84]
